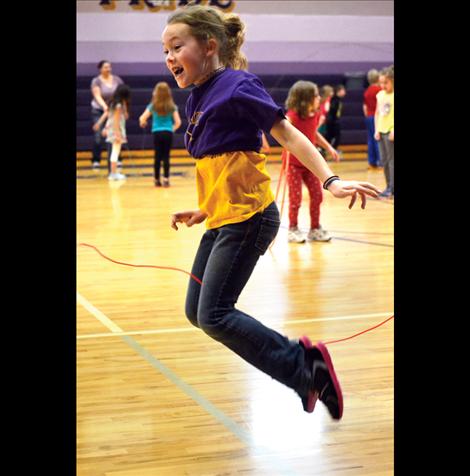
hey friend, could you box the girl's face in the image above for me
[379,75,394,93]
[382,76,394,93]
[162,23,211,89]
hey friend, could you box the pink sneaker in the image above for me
[299,336,344,420]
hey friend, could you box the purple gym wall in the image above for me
[77,0,394,76]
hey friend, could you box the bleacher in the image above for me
[76,73,368,153]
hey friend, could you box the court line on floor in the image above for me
[332,236,394,248]
[329,229,394,236]
[77,292,123,333]
[77,311,393,340]
[77,291,300,476]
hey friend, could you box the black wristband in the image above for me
[323,175,340,190]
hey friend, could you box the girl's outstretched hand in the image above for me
[171,210,208,230]
[327,180,381,209]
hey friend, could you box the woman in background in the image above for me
[90,60,124,170]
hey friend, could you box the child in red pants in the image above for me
[284,81,340,243]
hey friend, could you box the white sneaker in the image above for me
[108,172,126,181]
[288,227,306,243]
[307,226,331,242]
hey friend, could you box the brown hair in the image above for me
[167,5,248,70]
[319,85,333,103]
[285,81,319,119]
[151,82,176,116]
[109,84,131,114]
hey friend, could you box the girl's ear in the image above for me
[205,38,218,58]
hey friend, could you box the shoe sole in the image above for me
[299,336,319,413]
[288,236,306,243]
[315,341,343,420]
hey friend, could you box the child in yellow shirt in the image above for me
[375,66,394,197]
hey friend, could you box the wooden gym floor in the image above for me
[77,158,393,476]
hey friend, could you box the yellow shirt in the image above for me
[376,90,394,133]
[195,151,274,229]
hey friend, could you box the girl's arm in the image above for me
[168,108,201,231]
[315,131,340,162]
[374,108,380,140]
[172,110,182,132]
[139,108,152,128]
[92,86,108,112]
[270,118,380,208]
[92,110,108,131]
[363,104,368,117]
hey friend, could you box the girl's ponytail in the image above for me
[222,13,248,70]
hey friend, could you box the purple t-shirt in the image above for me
[185,68,284,158]
[90,75,124,110]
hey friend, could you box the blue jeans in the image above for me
[365,116,381,167]
[185,201,312,398]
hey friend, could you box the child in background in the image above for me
[363,69,382,169]
[374,66,394,197]
[139,82,182,187]
[325,84,346,151]
[163,5,380,419]
[317,85,334,156]
[95,84,131,181]
[284,80,340,243]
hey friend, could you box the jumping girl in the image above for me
[163,5,381,419]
